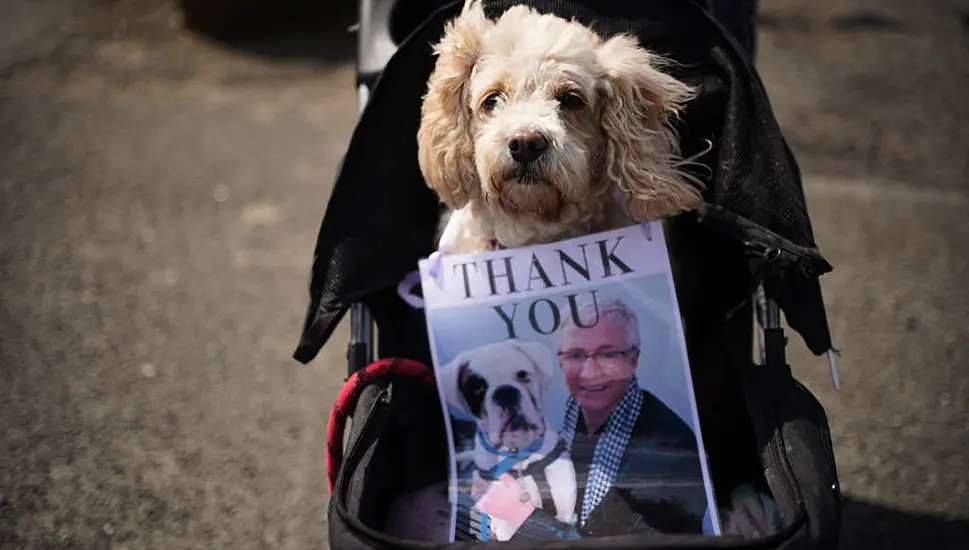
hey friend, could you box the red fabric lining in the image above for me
[326,358,436,493]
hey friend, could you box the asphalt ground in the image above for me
[1,0,967,548]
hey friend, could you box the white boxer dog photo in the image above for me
[437,339,578,541]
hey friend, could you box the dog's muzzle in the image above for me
[491,385,542,437]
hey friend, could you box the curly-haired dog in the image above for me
[419,1,701,254]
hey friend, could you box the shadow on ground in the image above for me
[179,0,358,66]
[179,0,454,66]
[841,498,969,549]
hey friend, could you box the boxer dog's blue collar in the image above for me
[476,428,543,459]
[475,428,544,483]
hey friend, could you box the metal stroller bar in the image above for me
[348,0,399,374]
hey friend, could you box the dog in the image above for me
[437,339,578,541]
[419,0,702,254]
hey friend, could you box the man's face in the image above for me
[557,317,638,417]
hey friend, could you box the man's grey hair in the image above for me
[554,293,641,350]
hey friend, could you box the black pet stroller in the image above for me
[293,0,843,548]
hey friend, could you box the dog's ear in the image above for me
[595,35,702,221]
[437,356,473,417]
[417,2,493,209]
[511,340,556,393]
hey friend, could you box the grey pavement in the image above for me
[1,0,967,549]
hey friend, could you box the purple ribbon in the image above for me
[396,270,424,309]
[396,250,446,309]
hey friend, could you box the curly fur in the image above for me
[418,1,701,254]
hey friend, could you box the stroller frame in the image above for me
[344,0,837,385]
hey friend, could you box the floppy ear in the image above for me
[511,340,557,392]
[596,34,702,221]
[436,356,472,417]
[417,1,493,209]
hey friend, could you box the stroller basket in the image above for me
[296,0,843,548]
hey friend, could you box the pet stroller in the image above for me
[294,0,843,547]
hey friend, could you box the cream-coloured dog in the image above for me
[419,1,702,254]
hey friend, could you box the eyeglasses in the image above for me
[556,348,638,369]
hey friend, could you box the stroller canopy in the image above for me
[293,0,834,365]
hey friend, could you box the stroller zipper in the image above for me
[336,388,392,495]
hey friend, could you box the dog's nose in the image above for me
[507,132,548,164]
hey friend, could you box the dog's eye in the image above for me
[481,92,503,112]
[516,370,530,381]
[556,91,585,110]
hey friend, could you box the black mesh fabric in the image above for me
[293,0,834,365]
